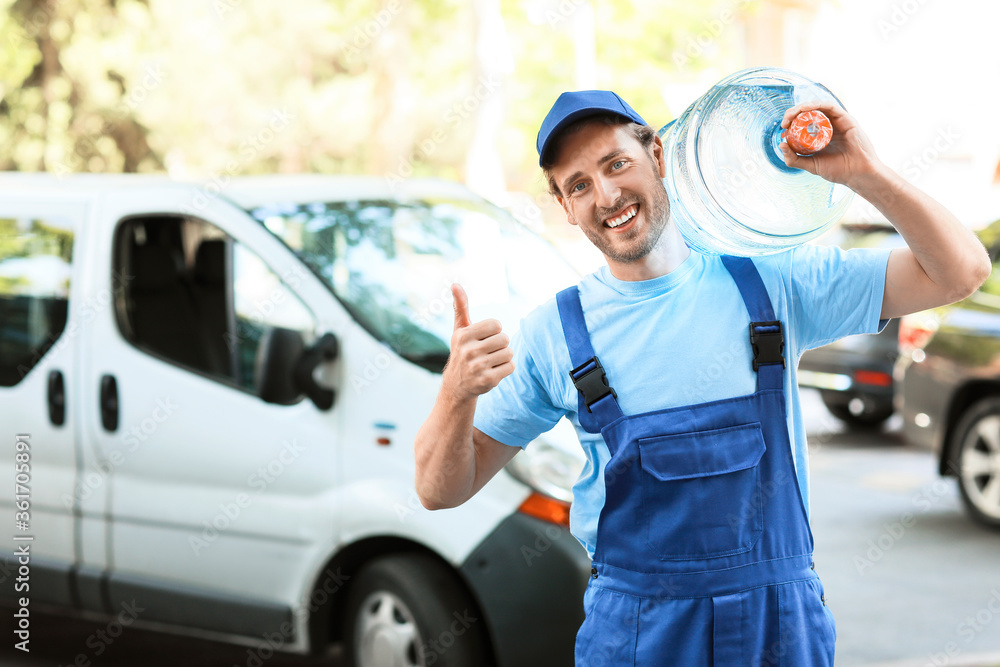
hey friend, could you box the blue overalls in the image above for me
[557,256,836,666]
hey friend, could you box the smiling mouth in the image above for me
[604,203,638,229]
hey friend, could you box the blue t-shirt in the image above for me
[473,244,891,557]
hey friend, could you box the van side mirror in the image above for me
[255,327,306,405]
[294,333,339,411]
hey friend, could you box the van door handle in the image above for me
[47,370,66,426]
[100,374,119,432]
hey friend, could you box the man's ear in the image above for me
[651,134,667,179]
[555,193,576,225]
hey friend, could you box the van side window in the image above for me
[0,217,75,387]
[114,216,315,400]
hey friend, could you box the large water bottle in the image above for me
[660,67,854,256]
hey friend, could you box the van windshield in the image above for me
[246,196,578,372]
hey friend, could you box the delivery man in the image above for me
[414,90,990,665]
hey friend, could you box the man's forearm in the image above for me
[849,163,991,313]
[414,385,478,510]
[779,102,989,316]
[416,283,516,509]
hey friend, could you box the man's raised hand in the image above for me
[444,283,515,399]
[778,101,882,189]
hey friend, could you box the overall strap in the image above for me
[556,286,624,433]
[720,256,785,391]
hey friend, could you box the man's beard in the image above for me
[576,178,671,264]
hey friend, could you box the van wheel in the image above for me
[343,553,489,667]
[951,398,1000,528]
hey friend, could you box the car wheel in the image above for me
[343,553,489,667]
[821,395,894,429]
[951,398,1000,529]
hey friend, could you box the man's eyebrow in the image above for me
[598,148,629,166]
[560,148,629,194]
[560,170,585,195]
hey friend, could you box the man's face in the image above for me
[550,122,671,265]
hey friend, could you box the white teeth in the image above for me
[607,206,637,228]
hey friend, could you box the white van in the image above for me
[0,174,590,667]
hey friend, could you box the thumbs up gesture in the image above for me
[445,283,515,399]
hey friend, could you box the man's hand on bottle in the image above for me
[779,101,885,191]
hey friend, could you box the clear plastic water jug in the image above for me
[659,67,854,256]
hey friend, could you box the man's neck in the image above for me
[606,225,691,282]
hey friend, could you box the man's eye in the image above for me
[612,160,626,169]
[572,182,586,193]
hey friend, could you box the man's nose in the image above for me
[593,174,620,209]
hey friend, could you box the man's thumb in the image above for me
[452,283,471,329]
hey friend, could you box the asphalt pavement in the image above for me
[804,389,1000,667]
[1,388,999,667]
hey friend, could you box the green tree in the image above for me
[0,0,164,172]
[0,0,787,188]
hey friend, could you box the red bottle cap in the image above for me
[783,109,833,155]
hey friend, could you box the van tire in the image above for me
[342,553,489,667]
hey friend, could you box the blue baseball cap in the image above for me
[536,90,647,167]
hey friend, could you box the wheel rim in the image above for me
[355,591,424,667]
[960,414,1000,520]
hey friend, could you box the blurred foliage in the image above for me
[973,217,1000,299]
[976,217,1000,258]
[0,217,73,295]
[0,0,776,193]
[0,217,73,261]
[0,0,164,172]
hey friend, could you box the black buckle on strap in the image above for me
[569,356,617,411]
[750,321,785,371]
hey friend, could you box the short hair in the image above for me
[541,113,657,198]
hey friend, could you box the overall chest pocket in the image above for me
[638,422,765,560]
